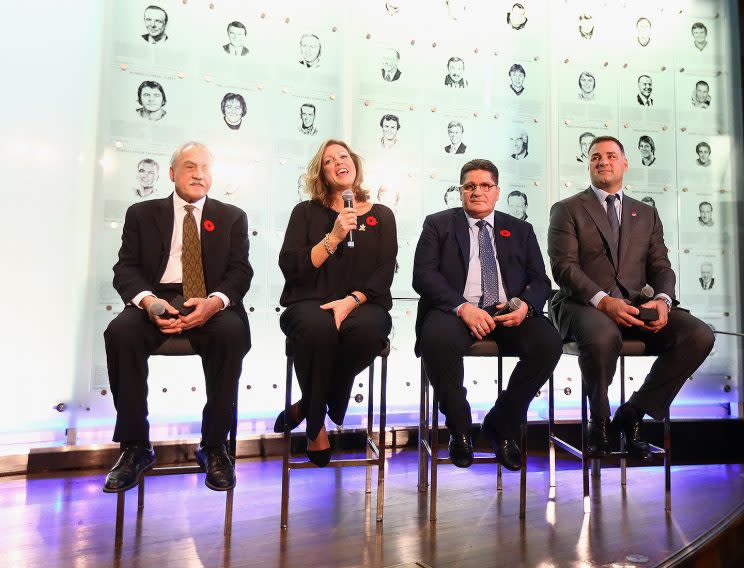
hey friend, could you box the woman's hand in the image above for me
[330,206,357,244]
[320,296,357,329]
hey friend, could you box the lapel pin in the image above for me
[631,211,637,217]
[203,219,215,231]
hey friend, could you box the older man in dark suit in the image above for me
[413,159,561,470]
[103,141,253,493]
[548,135,713,459]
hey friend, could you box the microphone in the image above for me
[341,189,355,248]
[148,301,177,319]
[636,285,659,322]
[491,297,523,317]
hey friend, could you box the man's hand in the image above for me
[459,303,496,340]
[140,295,184,334]
[641,299,669,333]
[320,296,357,330]
[493,301,529,327]
[597,296,644,327]
[179,296,224,330]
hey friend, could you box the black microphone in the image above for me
[341,189,355,248]
[491,297,523,317]
[636,285,659,322]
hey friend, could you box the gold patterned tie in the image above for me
[182,204,207,299]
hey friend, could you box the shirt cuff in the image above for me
[209,292,229,310]
[454,302,466,316]
[590,291,608,308]
[132,291,155,309]
[654,293,672,306]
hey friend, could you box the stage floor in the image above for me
[1,450,743,567]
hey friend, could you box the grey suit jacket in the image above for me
[548,188,676,309]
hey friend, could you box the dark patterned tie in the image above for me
[605,194,620,254]
[476,220,499,308]
[182,204,206,299]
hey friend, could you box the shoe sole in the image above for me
[196,454,236,491]
[102,460,155,493]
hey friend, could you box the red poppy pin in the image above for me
[631,211,637,217]
[366,215,378,226]
[499,229,511,237]
[203,219,216,232]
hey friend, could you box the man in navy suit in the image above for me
[103,141,253,493]
[413,159,561,469]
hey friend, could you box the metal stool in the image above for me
[280,339,390,529]
[548,339,671,513]
[418,339,528,521]
[113,336,239,542]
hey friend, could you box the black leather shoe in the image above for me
[494,438,522,471]
[103,441,155,493]
[196,443,236,491]
[306,447,332,467]
[586,417,612,457]
[612,404,653,461]
[273,402,304,434]
[448,433,474,468]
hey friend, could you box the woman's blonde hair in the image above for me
[303,139,369,207]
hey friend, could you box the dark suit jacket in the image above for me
[444,143,466,154]
[699,278,714,290]
[113,194,254,324]
[381,68,402,81]
[223,44,249,56]
[548,188,675,310]
[412,208,551,354]
[637,94,653,106]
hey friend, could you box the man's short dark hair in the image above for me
[137,80,167,105]
[138,158,159,170]
[447,56,465,68]
[447,120,464,132]
[509,63,526,76]
[301,103,316,115]
[638,135,655,153]
[691,22,707,34]
[460,159,499,185]
[144,5,168,25]
[579,131,595,143]
[380,114,400,129]
[696,141,711,154]
[696,80,710,89]
[508,190,527,205]
[444,185,459,203]
[227,21,246,33]
[699,201,713,211]
[221,92,247,116]
[636,17,651,27]
[588,135,625,156]
[638,74,651,84]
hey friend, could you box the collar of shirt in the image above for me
[173,192,207,214]
[464,210,495,231]
[590,184,623,205]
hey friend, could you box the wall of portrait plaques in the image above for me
[29,0,742,445]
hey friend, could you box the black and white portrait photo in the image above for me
[444,57,467,88]
[641,196,656,208]
[698,201,714,227]
[299,34,321,68]
[135,158,159,198]
[578,71,596,101]
[507,190,528,220]
[445,121,466,154]
[696,142,712,167]
[385,1,400,16]
[142,5,168,44]
[507,3,528,30]
[299,103,318,136]
[699,261,714,290]
[637,75,653,106]
[579,13,594,40]
[636,17,652,47]
[692,22,708,51]
[380,114,400,148]
[444,185,460,208]
[576,131,595,163]
[638,135,656,166]
[510,132,529,160]
[223,21,249,56]
[692,80,711,108]
[136,80,167,121]
[221,93,246,130]
[381,48,402,82]
[377,185,400,209]
[508,64,526,96]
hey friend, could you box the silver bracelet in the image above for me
[323,233,336,255]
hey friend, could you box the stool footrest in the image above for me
[288,456,382,469]
[550,435,583,459]
[146,465,204,476]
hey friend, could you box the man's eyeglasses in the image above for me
[460,183,498,193]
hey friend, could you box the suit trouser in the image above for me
[104,299,250,445]
[419,310,562,439]
[280,300,391,441]
[551,301,715,420]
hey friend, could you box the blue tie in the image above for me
[605,194,620,254]
[476,220,499,308]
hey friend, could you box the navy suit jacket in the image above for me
[112,193,253,325]
[412,207,551,355]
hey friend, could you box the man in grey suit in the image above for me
[548,136,714,459]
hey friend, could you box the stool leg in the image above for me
[115,491,125,543]
[280,356,293,530]
[548,373,556,490]
[376,355,387,522]
[497,356,503,492]
[430,395,439,522]
[224,488,233,536]
[366,361,375,495]
[664,412,671,512]
[581,384,590,514]
[591,459,601,478]
[418,361,429,492]
[519,422,527,519]
[137,478,145,509]
[620,356,627,485]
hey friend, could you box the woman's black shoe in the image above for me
[306,447,332,467]
[273,403,304,433]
